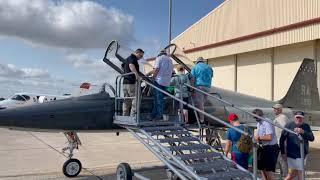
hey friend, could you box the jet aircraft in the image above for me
[0,41,319,178]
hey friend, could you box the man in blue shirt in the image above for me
[191,57,213,123]
[224,113,250,169]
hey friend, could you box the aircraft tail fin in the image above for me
[279,58,320,110]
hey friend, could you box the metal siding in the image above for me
[317,39,320,94]
[173,0,320,59]
[237,49,272,100]
[273,41,315,100]
[208,56,235,91]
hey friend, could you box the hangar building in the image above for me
[172,0,320,101]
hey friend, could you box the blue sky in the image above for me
[0,0,224,97]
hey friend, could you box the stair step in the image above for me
[188,160,234,173]
[143,126,183,132]
[139,121,182,127]
[177,152,221,161]
[210,145,224,150]
[158,137,199,143]
[150,130,190,136]
[205,169,252,180]
[169,144,210,151]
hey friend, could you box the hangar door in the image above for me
[237,49,272,100]
[274,41,315,101]
[208,55,235,91]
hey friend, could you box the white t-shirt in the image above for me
[257,118,278,146]
[154,55,173,86]
[274,113,290,141]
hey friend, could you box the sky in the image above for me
[0,0,224,98]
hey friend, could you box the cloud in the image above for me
[65,53,120,83]
[0,63,51,79]
[0,0,134,49]
[0,63,74,97]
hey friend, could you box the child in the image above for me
[170,65,191,123]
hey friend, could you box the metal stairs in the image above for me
[128,124,253,180]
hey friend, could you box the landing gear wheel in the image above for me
[62,158,82,177]
[116,163,133,180]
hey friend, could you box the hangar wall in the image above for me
[273,41,315,100]
[207,40,316,101]
[207,55,235,91]
[237,49,272,100]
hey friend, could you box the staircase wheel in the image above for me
[116,163,133,180]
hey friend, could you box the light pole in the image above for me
[168,0,172,44]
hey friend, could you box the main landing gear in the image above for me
[62,131,82,177]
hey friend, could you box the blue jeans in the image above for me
[152,83,166,118]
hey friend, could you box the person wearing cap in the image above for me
[280,111,314,180]
[170,65,191,123]
[272,103,290,177]
[253,108,279,180]
[224,113,251,169]
[191,57,213,123]
[149,49,173,120]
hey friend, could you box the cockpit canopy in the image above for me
[10,94,30,101]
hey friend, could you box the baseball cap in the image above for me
[157,50,167,57]
[228,113,239,123]
[272,103,283,109]
[195,57,205,64]
[294,111,305,118]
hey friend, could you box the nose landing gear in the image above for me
[62,158,82,177]
[62,131,82,177]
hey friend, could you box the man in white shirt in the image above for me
[253,108,279,180]
[273,103,290,178]
[148,50,173,120]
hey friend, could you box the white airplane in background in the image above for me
[0,92,70,109]
[0,82,93,109]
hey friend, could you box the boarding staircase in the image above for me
[129,125,252,180]
[103,41,254,180]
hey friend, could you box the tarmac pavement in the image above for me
[0,128,165,180]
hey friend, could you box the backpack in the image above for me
[236,126,253,154]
